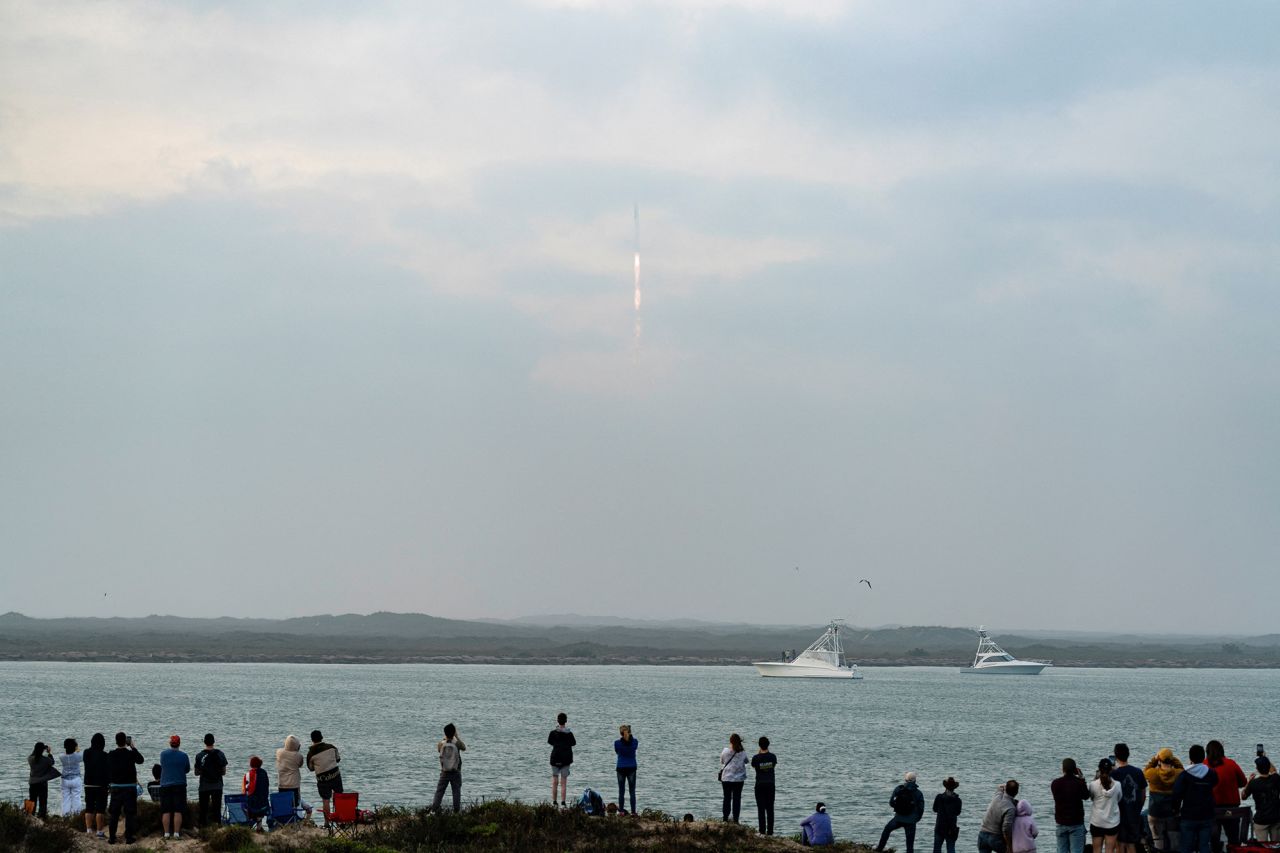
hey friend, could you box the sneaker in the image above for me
[98,831,106,838]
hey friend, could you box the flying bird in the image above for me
[858,579,872,589]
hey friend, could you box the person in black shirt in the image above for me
[933,777,963,853]
[146,764,163,803]
[194,733,228,828]
[751,737,778,836]
[547,713,576,807]
[82,733,110,838]
[107,732,144,844]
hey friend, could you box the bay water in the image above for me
[1,663,1274,842]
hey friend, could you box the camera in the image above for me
[1259,744,1266,756]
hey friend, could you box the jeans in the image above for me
[879,816,918,853]
[1179,818,1213,853]
[108,786,138,841]
[935,832,958,853]
[28,782,48,819]
[755,785,775,835]
[1056,823,1085,853]
[721,780,744,822]
[617,768,636,814]
[431,770,462,813]
[198,788,222,826]
[979,830,1008,853]
[1150,815,1180,853]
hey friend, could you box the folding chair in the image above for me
[222,794,255,827]
[268,791,302,829]
[325,792,375,837]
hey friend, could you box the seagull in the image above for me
[858,579,872,589]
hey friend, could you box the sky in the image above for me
[1,1,1277,632]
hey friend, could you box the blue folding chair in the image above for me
[223,794,254,827]
[268,791,302,829]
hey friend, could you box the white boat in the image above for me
[959,627,1051,675]
[754,621,863,679]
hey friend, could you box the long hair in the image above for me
[1206,740,1226,767]
[729,733,744,753]
[31,742,45,760]
[90,733,105,750]
[619,724,632,742]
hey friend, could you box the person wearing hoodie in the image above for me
[1243,756,1280,841]
[1145,748,1185,853]
[932,777,962,853]
[1012,800,1039,853]
[980,780,1020,853]
[276,735,305,808]
[1051,758,1090,853]
[306,729,343,821]
[27,742,60,819]
[1204,740,1246,853]
[1172,744,1219,853]
[1089,759,1123,853]
[242,756,270,827]
[194,733,228,828]
[877,772,926,853]
[801,802,835,847]
[82,732,110,838]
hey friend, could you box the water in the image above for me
[1,663,1275,841]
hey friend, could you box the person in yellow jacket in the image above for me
[1145,748,1185,853]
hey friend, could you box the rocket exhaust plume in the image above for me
[632,202,642,358]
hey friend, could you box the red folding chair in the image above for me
[325,792,375,837]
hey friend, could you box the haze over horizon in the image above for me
[2,2,1277,632]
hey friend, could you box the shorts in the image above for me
[1117,812,1144,843]
[85,786,108,812]
[159,786,186,812]
[1091,825,1120,838]
[551,765,571,778]
[317,774,343,800]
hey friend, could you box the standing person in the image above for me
[107,732,144,845]
[60,738,84,816]
[159,734,190,839]
[933,777,962,853]
[751,736,777,836]
[1172,745,1219,853]
[1051,759,1090,853]
[1205,740,1246,853]
[801,802,835,847]
[1243,756,1280,841]
[1013,800,1039,853]
[718,733,750,824]
[979,780,1020,853]
[614,724,639,816]
[242,756,270,828]
[306,729,343,822]
[83,733,110,838]
[276,735,305,808]
[1089,759,1123,853]
[547,713,575,807]
[27,742,59,819]
[1112,745,1148,853]
[1145,748,1185,853]
[431,723,466,813]
[194,733,227,828]
[877,771,926,853]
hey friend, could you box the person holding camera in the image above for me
[27,742,60,819]
[107,732,144,845]
[1051,759,1090,853]
[1243,755,1280,841]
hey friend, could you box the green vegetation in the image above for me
[0,802,79,853]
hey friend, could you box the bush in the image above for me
[205,825,262,852]
[0,802,79,853]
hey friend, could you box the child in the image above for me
[1012,799,1038,853]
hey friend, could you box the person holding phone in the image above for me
[107,732,144,845]
[27,742,60,819]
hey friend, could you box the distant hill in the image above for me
[0,612,1276,667]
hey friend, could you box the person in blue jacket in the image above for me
[802,802,835,846]
[1172,745,1219,853]
[878,771,927,853]
[242,756,271,827]
[614,724,639,815]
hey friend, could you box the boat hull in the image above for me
[959,663,1049,675]
[753,661,863,679]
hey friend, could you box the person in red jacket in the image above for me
[1205,740,1247,853]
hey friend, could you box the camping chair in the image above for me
[222,794,256,827]
[325,792,375,837]
[267,791,303,829]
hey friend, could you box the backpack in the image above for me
[892,785,916,815]
[578,788,605,816]
[439,741,460,772]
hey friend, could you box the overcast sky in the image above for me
[1,1,1277,632]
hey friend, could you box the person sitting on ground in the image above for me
[60,738,84,817]
[980,780,1020,853]
[1051,758,1090,853]
[877,771,926,853]
[801,801,835,847]
[431,722,466,814]
[1205,740,1246,853]
[548,713,576,807]
[159,734,190,840]
[933,777,962,853]
[306,729,343,823]
[1013,799,1039,853]
[146,764,163,803]
[243,756,271,827]
[1172,744,1219,853]
[1244,756,1280,842]
[1144,749,1184,853]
